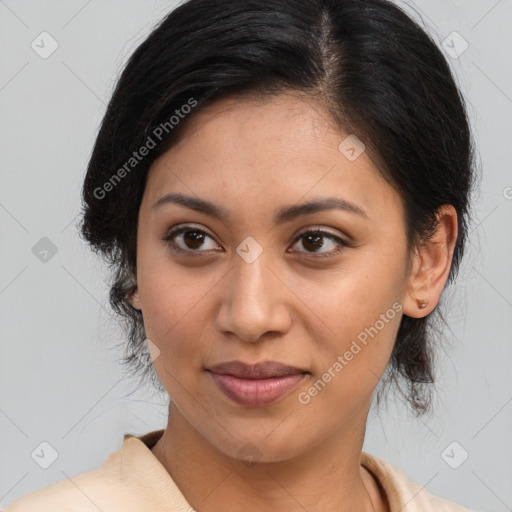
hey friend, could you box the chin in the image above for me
[209,427,310,465]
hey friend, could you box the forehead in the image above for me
[172,93,340,159]
[142,93,403,225]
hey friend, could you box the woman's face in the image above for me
[131,93,415,462]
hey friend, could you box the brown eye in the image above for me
[181,230,207,250]
[162,225,220,254]
[290,229,349,258]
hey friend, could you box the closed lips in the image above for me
[206,360,308,379]
[206,360,308,407]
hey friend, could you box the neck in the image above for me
[151,403,387,512]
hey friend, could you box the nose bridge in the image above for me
[230,244,274,310]
[216,241,290,342]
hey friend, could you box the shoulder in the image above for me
[361,452,478,512]
[2,432,165,512]
[3,451,132,512]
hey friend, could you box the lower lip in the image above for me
[208,371,307,407]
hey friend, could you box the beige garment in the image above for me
[3,429,475,512]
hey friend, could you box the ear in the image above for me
[127,274,142,310]
[128,288,142,310]
[402,205,458,318]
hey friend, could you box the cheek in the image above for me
[136,255,216,374]
[299,242,405,332]
[296,303,401,418]
[294,247,406,396]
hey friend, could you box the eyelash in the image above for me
[161,224,351,258]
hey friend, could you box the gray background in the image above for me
[0,1,511,510]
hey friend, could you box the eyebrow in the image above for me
[151,192,368,224]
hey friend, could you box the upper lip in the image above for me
[207,360,307,379]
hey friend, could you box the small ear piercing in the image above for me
[417,299,429,309]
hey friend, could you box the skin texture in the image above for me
[129,93,458,512]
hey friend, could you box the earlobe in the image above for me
[402,205,458,319]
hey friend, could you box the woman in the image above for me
[4,0,476,510]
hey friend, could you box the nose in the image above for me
[214,250,292,343]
